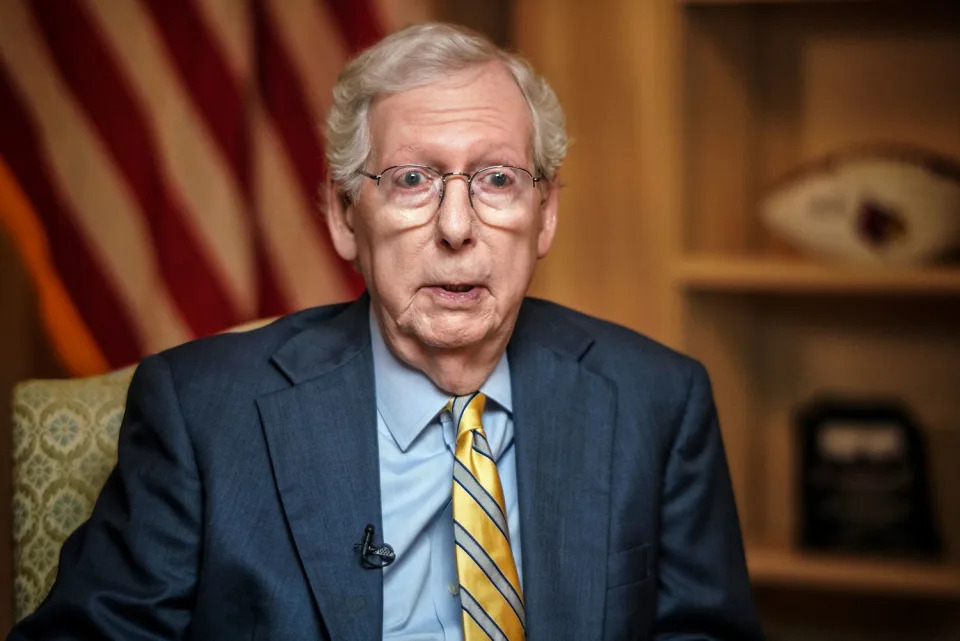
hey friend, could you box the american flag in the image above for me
[0,0,392,375]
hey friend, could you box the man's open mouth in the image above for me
[440,284,475,293]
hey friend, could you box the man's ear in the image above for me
[324,179,358,261]
[536,174,560,258]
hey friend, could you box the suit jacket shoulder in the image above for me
[514,296,708,439]
[156,300,356,384]
[149,299,368,431]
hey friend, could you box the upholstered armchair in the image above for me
[11,365,136,620]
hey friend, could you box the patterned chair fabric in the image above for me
[11,365,136,620]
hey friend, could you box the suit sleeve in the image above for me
[654,362,764,640]
[9,354,202,641]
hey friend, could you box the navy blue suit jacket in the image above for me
[10,296,762,640]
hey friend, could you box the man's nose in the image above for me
[435,175,475,250]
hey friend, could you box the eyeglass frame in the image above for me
[356,164,544,211]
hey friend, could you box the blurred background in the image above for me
[1,0,959,638]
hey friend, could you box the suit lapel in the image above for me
[509,302,617,641]
[257,298,384,641]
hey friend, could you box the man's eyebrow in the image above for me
[474,155,526,167]
[377,146,424,166]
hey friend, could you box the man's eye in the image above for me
[483,171,514,189]
[398,171,426,188]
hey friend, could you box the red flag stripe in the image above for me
[320,0,383,54]
[253,0,363,293]
[251,236,291,317]
[0,64,141,366]
[265,0,346,121]
[140,0,289,317]
[30,0,239,337]
[140,0,249,201]
[253,0,327,209]
[193,0,252,82]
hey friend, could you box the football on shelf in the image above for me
[761,147,960,265]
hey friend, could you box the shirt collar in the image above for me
[369,310,513,453]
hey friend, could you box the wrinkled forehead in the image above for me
[366,62,534,168]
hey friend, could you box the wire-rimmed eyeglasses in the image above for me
[357,164,542,227]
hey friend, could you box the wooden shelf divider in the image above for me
[671,256,960,295]
[748,547,960,598]
[679,0,876,5]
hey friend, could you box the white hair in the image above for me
[324,22,567,200]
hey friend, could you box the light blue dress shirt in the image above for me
[370,315,523,640]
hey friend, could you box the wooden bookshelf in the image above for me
[672,0,960,635]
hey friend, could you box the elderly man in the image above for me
[10,22,762,641]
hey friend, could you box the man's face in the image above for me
[329,62,558,359]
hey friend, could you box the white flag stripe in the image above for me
[0,0,192,352]
[195,0,252,85]
[264,0,346,121]
[253,107,353,309]
[87,0,258,318]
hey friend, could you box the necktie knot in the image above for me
[446,392,487,442]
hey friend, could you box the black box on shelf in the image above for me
[797,397,941,557]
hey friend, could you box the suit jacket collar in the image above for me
[269,293,372,385]
[261,296,616,641]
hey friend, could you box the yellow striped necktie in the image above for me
[447,392,525,641]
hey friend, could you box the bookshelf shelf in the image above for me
[748,547,960,599]
[672,257,960,295]
[681,0,875,5]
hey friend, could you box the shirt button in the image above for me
[448,583,460,596]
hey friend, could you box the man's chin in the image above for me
[415,325,491,351]
[400,310,497,351]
